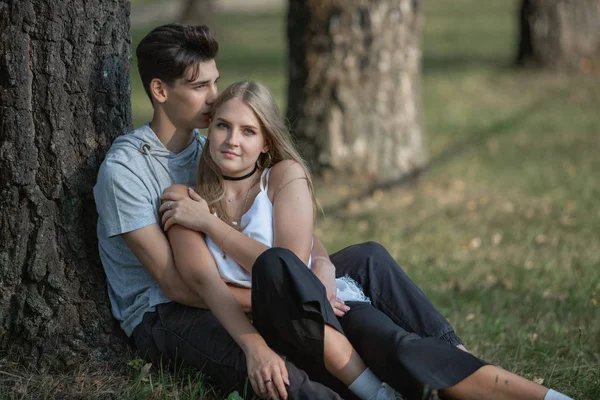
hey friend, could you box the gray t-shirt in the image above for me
[94,124,205,336]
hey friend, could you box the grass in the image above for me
[6,0,598,398]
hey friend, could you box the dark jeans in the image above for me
[252,248,483,400]
[132,242,462,399]
[330,242,462,347]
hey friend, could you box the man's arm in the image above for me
[311,235,330,260]
[311,235,350,317]
[310,235,337,293]
[122,224,251,312]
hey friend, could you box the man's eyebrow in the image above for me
[188,76,220,85]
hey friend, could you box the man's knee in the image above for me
[356,241,389,257]
[347,241,395,267]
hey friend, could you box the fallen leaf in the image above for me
[530,333,538,344]
[468,237,482,250]
[492,232,503,246]
[560,215,574,226]
[399,193,415,207]
[465,313,476,322]
[533,377,545,385]
[485,274,498,286]
[524,260,535,270]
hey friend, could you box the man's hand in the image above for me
[311,256,350,317]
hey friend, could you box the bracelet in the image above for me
[312,256,331,264]
[220,227,236,254]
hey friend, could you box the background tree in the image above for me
[516,0,600,72]
[179,0,215,27]
[0,0,131,367]
[287,0,427,181]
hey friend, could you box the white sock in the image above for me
[348,368,382,400]
[544,389,573,400]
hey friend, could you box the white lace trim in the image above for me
[335,275,371,303]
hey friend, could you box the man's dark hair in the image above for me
[136,24,219,101]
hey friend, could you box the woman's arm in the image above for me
[270,160,314,263]
[204,160,314,267]
[161,186,270,272]
[161,162,314,272]
[167,221,289,399]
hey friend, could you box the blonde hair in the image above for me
[197,80,317,226]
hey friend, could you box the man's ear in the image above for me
[149,78,168,104]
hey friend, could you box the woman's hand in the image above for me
[246,342,290,399]
[159,187,211,232]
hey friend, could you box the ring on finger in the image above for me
[167,201,172,209]
[264,378,272,383]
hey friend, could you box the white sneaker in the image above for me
[375,383,405,400]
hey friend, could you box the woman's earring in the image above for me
[256,152,273,169]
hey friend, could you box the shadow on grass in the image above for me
[322,101,542,217]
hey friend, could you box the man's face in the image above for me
[162,59,220,131]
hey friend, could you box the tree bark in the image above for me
[516,0,600,73]
[0,0,131,367]
[287,0,426,181]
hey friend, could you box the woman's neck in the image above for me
[223,169,259,198]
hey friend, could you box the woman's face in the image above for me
[208,98,269,177]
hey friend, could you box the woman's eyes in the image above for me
[215,123,255,135]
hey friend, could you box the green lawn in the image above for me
[64,0,600,398]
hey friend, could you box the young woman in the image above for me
[160,81,572,400]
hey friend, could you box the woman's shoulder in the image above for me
[268,160,307,187]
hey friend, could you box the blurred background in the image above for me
[130,0,599,397]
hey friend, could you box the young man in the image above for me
[94,24,464,399]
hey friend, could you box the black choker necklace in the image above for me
[222,165,258,181]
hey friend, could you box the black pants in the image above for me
[132,242,466,399]
[252,248,485,400]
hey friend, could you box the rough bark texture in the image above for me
[0,0,131,367]
[287,0,426,181]
[516,0,600,73]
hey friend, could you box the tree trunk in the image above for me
[0,0,131,368]
[287,0,426,181]
[179,0,215,27]
[516,0,600,73]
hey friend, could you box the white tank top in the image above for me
[206,168,304,287]
[205,168,369,303]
